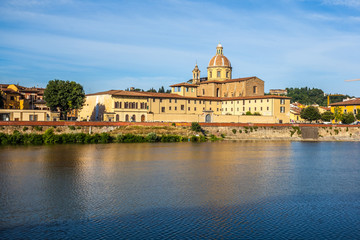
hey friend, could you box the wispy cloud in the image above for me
[0,0,359,96]
[322,0,360,7]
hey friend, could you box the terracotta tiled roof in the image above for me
[222,95,291,100]
[330,98,360,106]
[169,83,199,87]
[87,90,290,101]
[208,55,231,67]
[199,77,259,84]
[319,106,330,111]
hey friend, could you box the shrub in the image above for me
[209,134,220,141]
[68,126,76,131]
[220,133,226,138]
[232,129,237,134]
[171,123,176,127]
[161,135,181,142]
[33,126,43,131]
[146,132,159,142]
[190,135,199,142]
[43,128,56,144]
[116,134,145,143]
[191,122,202,132]
[23,126,29,132]
[99,133,113,143]
[245,111,252,115]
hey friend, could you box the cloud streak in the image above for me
[0,0,359,96]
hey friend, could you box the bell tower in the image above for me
[192,64,200,84]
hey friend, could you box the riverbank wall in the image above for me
[0,121,359,141]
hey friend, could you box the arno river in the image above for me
[1,141,360,239]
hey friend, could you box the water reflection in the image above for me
[1,141,360,239]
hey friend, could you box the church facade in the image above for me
[79,44,290,123]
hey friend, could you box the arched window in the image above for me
[125,114,129,122]
[132,115,136,122]
[210,71,212,78]
[253,86,257,94]
[141,115,145,122]
[116,114,119,121]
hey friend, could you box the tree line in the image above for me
[300,106,359,124]
[286,87,352,106]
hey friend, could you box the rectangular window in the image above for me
[181,105,184,110]
[267,107,269,110]
[249,100,251,104]
[243,107,245,111]
[231,108,233,111]
[199,100,202,104]
[253,86,257,94]
[255,107,257,111]
[194,100,196,104]
[169,99,172,103]
[188,107,190,111]
[175,106,177,110]
[153,98,155,102]
[160,99,162,103]
[169,106,171,110]
[280,99,285,104]
[120,102,122,108]
[178,87,181,92]
[217,71,221,77]
[188,100,191,103]
[162,107,165,113]
[186,87,189,92]
[261,107,263,111]
[194,107,197,111]
[175,99,177,103]
[249,107,251,111]
[280,106,285,113]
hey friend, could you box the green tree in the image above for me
[158,86,165,93]
[147,88,157,93]
[355,109,360,120]
[320,111,334,122]
[0,91,4,109]
[342,112,355,124]
[44,79,85,120]
[333,107,343,123]
[300,106,321,123]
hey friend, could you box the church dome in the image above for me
[208,55,231,67]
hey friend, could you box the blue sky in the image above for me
[0,0,360,96]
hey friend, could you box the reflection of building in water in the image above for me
[79,44,290,123]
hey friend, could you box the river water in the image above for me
[0,141,360,239]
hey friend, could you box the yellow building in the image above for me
[79,44,291,123]
[330,98,360,123]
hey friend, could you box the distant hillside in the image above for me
[285,87,352,106]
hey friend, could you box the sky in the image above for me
[0,0,360,96]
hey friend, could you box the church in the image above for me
[79,44,290,123]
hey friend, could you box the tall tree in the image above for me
[44,79,85,120]
[300,106,321,123]
[0,91,4,109]
[333,107,343,123]
[158,86,165,93]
